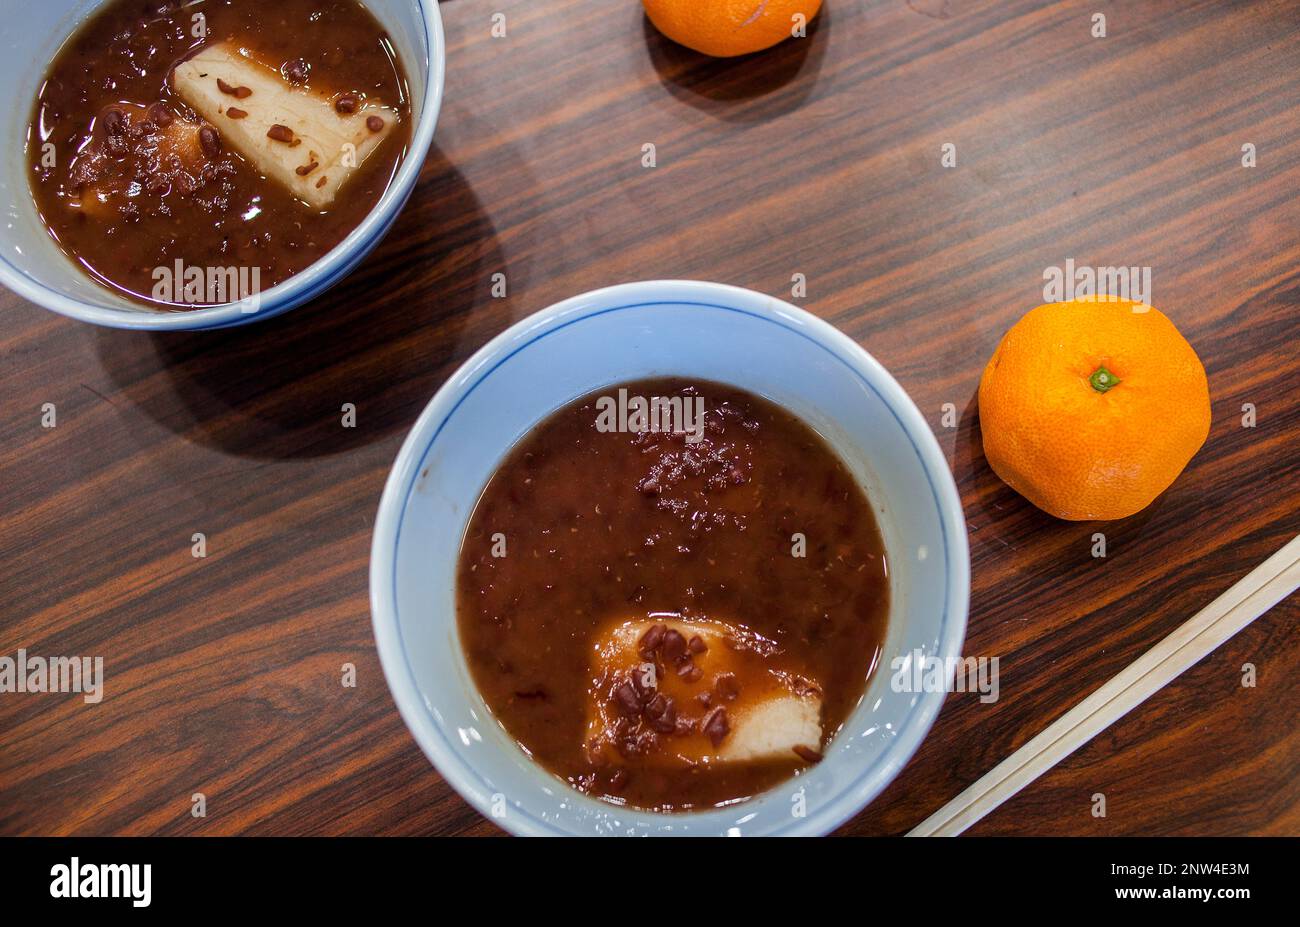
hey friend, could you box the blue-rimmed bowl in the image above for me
[0,0,444,330]
[370,280,969,836]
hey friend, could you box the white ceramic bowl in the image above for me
[0,0,444,330]
[371,281,970,836]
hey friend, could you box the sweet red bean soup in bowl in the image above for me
[27,0,413,310]
[371,282,969,835]
[456,377,891,812]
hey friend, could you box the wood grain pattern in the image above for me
[1,0,1298,836]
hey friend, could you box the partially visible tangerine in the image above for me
[643,0,823,58]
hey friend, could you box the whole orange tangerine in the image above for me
[643,0,823,58]
[978,298,1210,521]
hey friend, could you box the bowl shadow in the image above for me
[94,146,506,459]
[642,6,829,122]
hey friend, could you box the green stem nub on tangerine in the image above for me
[1089,365,1121,393]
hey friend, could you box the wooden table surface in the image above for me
[2,0,1298,837]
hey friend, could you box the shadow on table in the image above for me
[93,146,504,460]
[643,7,828,122]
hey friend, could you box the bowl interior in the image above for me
[378,285,968,835]
[0,0,437,326]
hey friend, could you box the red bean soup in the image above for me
[27,0,412,309]
[457,378,891,812]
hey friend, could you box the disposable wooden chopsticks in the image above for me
[908,533,1300,837]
